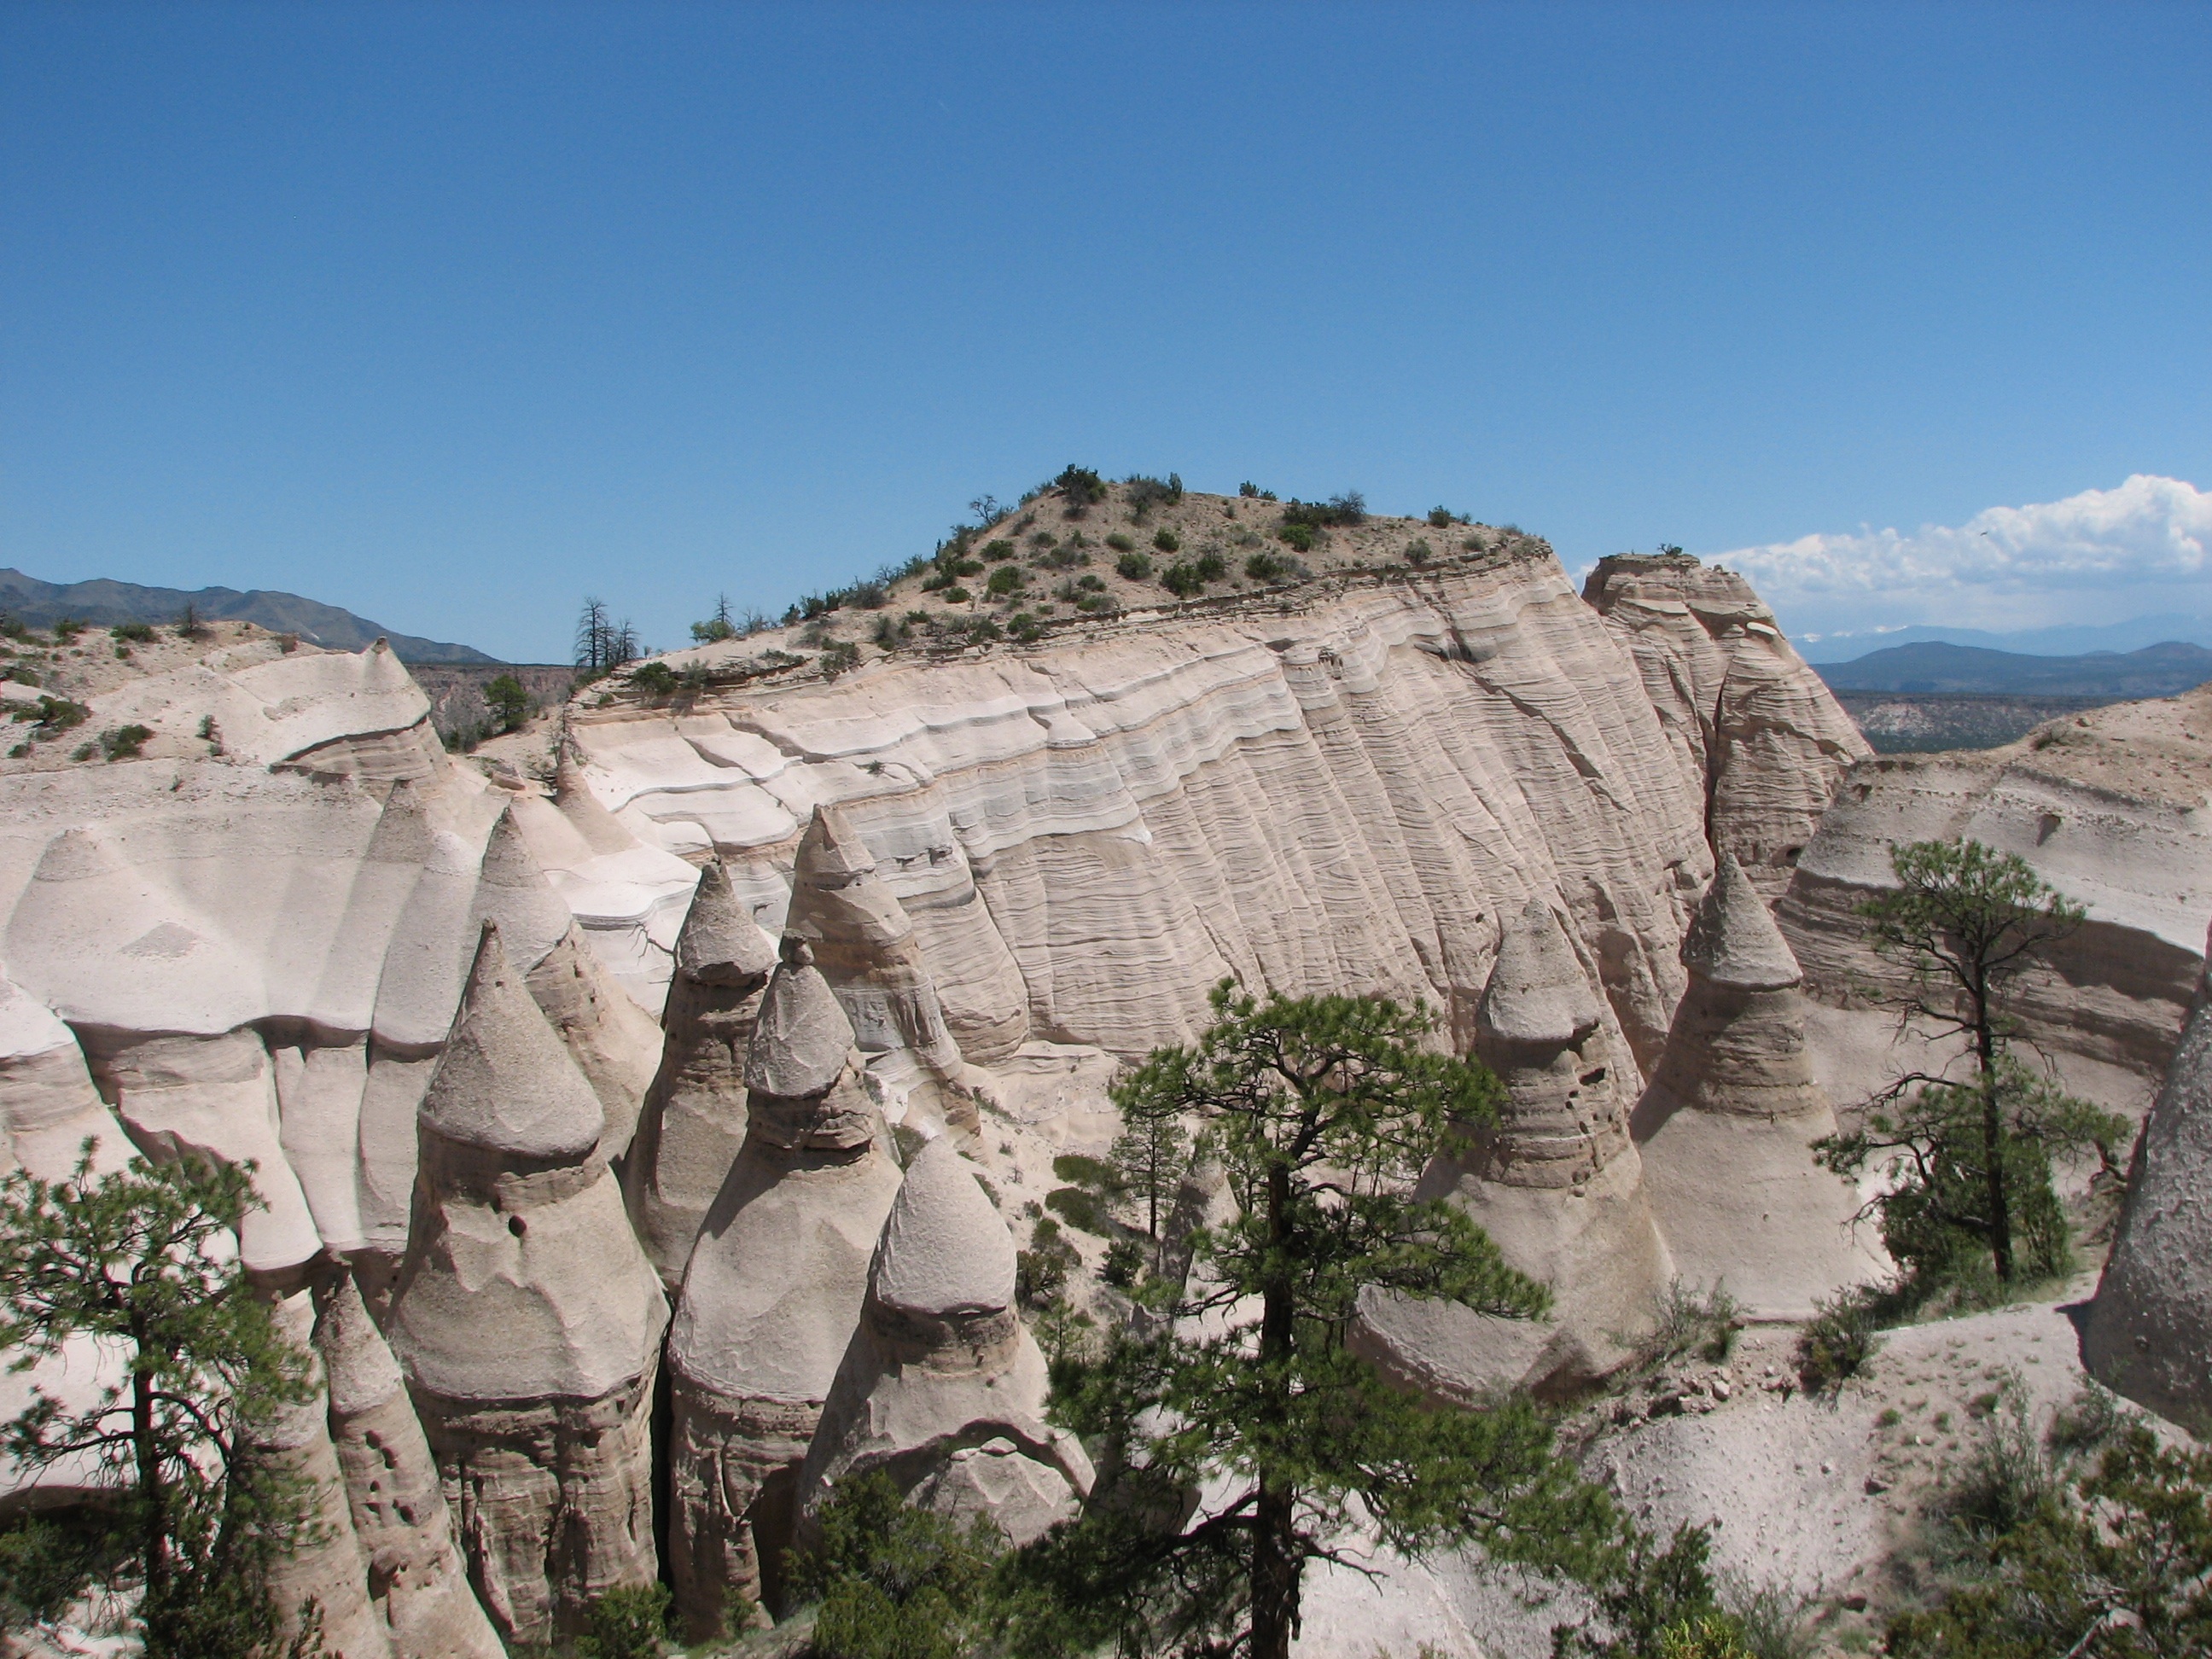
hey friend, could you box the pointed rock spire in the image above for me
[744,940,858,1102]
[1679,853,1802,992]
[419,923,603,1162]
[317,1272,505,1659]
[1476,899,1603,1051]
[1630,856,1883,1320]
[625,859,783,1287]
[872,1135,1019,1318]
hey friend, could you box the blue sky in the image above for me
[4,3,2209,662]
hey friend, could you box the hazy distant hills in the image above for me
[1796,614,2212,661]
[1815,640,2212,699]
[0,568,496,665]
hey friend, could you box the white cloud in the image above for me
[1705,475,2212,637]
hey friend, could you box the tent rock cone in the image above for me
[315,1269,505,1659]
[1631,854,1882,1320]
[793,1135,1093,1555]
[665,936,904,1634]
[1357,899,1674,1397]
[625,857,781,1287]
[384,922,669,1647]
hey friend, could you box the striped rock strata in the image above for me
[665,938,903,1632]
[1633,855,1883,1320]
[386,923,668,1646]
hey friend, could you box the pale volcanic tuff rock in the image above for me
[666,940,903,1632]
[566,549,1778,1079]
[1359,899,1673,1397]
[385,923,668,1646]
[251,1287,393,1659]
[626,857,782,1286]
[794,1135,1093,1552]
[1633,855,1883,1320]
[1583,555,1869,902]
[315,1271,506,1659]
[2086,928,2212,1435]
[0,969,131,1179]
[0,641,664,1282]
[1778,685,2212,1096]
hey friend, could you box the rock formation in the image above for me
[1583,552,1870,899]
[2085,927,2212,1435]
[1360,899,1673,1396]
[251,1288,392,1659]
[316,1270,506,1659]
[1633,854,1880,1320]
[385,923,668,1646]
[793,1135,1093,1552]
[0,971,131,1179]
[1778,684,2212,1096]
[665,936,904,1632]
[626,858,780,1286]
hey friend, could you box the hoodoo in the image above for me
[664,934,904,1632]
[251,1289,392,1659]
[783,804,993,1121]
[1632,853,1879,1318]
[2086,930,2212,1435]
[625,857,780,1286]
[793,1134,1092,1551]
[1366,899,1673,1394]
[316,1270,505,1659]
[384,922,668,1646]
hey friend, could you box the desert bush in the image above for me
[1017,1217,1077,1307]
[628,661,679,696]
[787,1472,1001,1659]
[1278,520,1317,553]
[1054,464,1108,515]
[1102,1237,1146,1289]
[1105,532,1136,553]
[820,640,861,678]
[1045,1185,1109,1236]
[1245,551,1290,582]
[1007,612,1045,644]
[1238,480,1277,499]
[50,619,83,643]
[1193,550,1225,582]
[940,586,971,605]
[1159,561,1208,598]
[1429,507,1457,528]
[982,538,1017,561]
[1152,528,1179,553]
[16,696,88,741]
[576,1581,674,1658]
[484,672,531,732]
[1633,1280,1743,1371]
[1123,472,1184,519]
[1115,551,1153,581]
[986,565,1025,598]
[1405,538,1434,566]
[1794,1289,1884,1393]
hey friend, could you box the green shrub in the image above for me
[1115,551,1153,581]
[1634,1280,1743,1372]
[1152,528,1179,553]
[484,673,531,732]
[1429,507,1456,528]
[986,565,1025,598]
[101,725,154,761]
[1105,532,1136,553]
[50,619,83,643]
[789,1472,1002,1659]
[1245,552,1290,583]
[1045,1185,1109,1235]
[1102,1237,1146,1289]
[16,696,88,740]
[1007,612,1045,644]
[1238,480,1276,499]
[1051,1152,1121,1190]
[1794,1289,1883,1390]
[690,615,737,643]
[821,641,861,678]
[1122,473,1184,518]
[628,661,679,696]
[576,1581,673,1658]
[982,539,1016,562]
[940,586,971,605]
[1053,464,1108,515]
[1017,1217,1076,1306]
[1404,538,1434,566]
[1193,550,1225,582]
[1278,521,1316,553]
[1280,492,1365,531]
[1160,561,1207,598]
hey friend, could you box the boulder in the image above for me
[385,923,668,1646]
[792,1136,1092,1554]
[1633,855,1883,1320]
[665,937,903,1633]
[626,857,780,1287]
[316,1270,505,1659]
[2086,933,2212,1435]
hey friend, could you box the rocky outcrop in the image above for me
[1364,899,1672,1395]
[626,859,780,1286]
[252,1288,391,1659]
[568,550,1752,1080]
[665,938,903,1632]
[1633,855,1881,1320]
[1778,686,2212,1094]
[794,1135,1092,1551]
[0,971,131,1179]
[385,923,668,1646]
[316,1271,505,1659]
[2085,929,2212,1435]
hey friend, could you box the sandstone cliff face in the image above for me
[1583,554,1870,899]
[1778,686,2212,1097]
[568,549,1839,1083]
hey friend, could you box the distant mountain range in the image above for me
[1815,640,2212,699]
[0,569,496,665]
[1796,614,2212,661]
